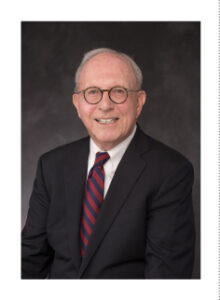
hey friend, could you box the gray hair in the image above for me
[74,48,143,90]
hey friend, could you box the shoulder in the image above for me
[39,136,89,167]
[135,127,194,177]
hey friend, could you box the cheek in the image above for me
[78,105,95,123]
[122,102,138,122]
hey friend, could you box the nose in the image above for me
[98,90,114,110]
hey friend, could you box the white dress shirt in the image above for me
[87,125,137,198]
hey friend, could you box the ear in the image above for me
[136,90,146,119]
[72,94,81,118]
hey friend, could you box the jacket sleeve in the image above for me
[22,156,53,279]
[144,160,195,279]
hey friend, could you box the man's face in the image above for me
[73,53,146,150]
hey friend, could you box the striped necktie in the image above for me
[80,151,110,257]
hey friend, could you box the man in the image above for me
[22,48,195,279]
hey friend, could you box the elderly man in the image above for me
[22,48,195,279]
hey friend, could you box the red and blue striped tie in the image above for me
[80,152,110,257]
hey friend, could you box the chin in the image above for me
[92,134,121,149]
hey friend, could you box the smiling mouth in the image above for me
[95,118,119,124]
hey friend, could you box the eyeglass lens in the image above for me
[85,87,127,104]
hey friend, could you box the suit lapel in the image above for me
[78,128,149,277]
[64,137,89,271]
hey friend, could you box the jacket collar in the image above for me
[64,137,90,271]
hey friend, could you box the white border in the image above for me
[0,0,218,299]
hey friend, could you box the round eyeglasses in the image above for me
[74,86,140,104]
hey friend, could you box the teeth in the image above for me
[96,118,118,124]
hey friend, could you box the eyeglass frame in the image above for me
[73,86,141,105]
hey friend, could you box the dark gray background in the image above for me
[22,22,200,278]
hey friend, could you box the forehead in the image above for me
[78,53,137,88]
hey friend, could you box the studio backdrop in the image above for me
[22,21,200,278]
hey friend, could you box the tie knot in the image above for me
[94,152,110,168]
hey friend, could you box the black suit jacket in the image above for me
[22,126,195,279]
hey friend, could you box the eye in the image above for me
[114,87,125,94]
[87,88,99,95]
